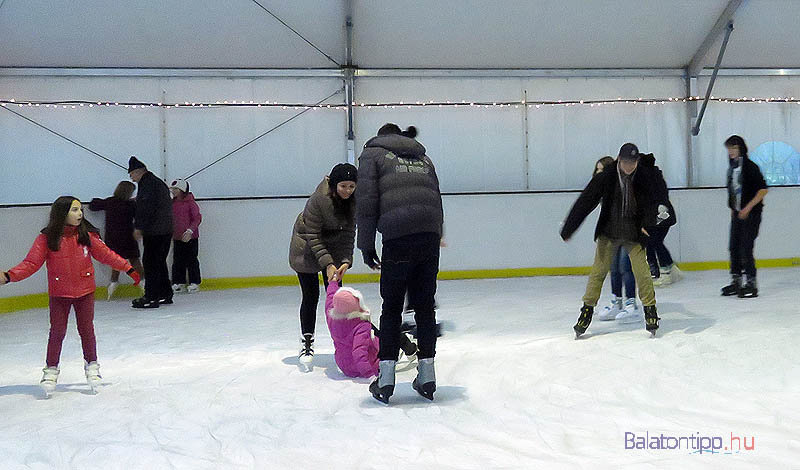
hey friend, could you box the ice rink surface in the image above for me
[1,268,798,469]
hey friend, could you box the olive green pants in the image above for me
[582,236,656,307]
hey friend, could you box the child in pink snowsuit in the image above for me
[325,282,418,378]
[325,282,380,378]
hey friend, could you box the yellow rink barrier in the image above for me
[2,257,798,314]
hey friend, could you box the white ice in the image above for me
[1,268,798,469]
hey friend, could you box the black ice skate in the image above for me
[738,278,758,298]
[644,305,660,337]
[399,332,418,359]
[721,275,742,296]
[412,358,436,401]
[132,297,159,308]
[369,360,396,404]
[573,304,593,338]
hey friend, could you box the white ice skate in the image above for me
[40,366,59,397]
[670,265,683,282]
[615,298,642,323]
[85,361,102,394]
[653,269,671,287]
[299,334,314,372]
[597,297,623,321]
[172,284,187,294]
[106,281,118,301]
[187,283,200,294]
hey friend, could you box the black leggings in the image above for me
[297,270,331,336]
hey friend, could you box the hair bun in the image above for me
[402,126,417,138]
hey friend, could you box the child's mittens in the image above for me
[181,229,193,243]
[127,268,141,286]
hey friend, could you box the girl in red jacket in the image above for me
[0,196,140,396]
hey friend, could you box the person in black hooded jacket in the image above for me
[356,123,443,404]
[561,143,670,338]
[639,153,680,286]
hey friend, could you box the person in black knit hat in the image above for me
[289,162,358,371]
[127,156,174,308]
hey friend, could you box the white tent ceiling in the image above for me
[0,0,798,69]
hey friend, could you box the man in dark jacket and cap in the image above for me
[127,156,174,308]
[356,123,443,404]
[561,143,669,338]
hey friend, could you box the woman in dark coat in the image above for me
[289,163,358,371]
[89,181,143,300]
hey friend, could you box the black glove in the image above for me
[362,250,381,269]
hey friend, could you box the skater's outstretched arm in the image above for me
[88,197,107,212]
[4,234,48,283]
[324,281,340,316]
[561,173,606,241]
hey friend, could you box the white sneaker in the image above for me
[106,282,119,301]
[40,366,59,396]
[172,284,187,294]
[670,264,683,282]
[187,283,200,293]
[597,297,623,321]
[615,298,642,323]
[85,361,101,394]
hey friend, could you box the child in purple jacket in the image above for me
[325,282,417,378]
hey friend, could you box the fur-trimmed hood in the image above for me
[329,287,371,322]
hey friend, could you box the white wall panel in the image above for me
[3,188,798,299]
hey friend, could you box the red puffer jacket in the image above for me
[7,227,133,298]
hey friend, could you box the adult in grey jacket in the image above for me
[289,163,357,370]
[127,156,174,309]
[357,124,443,404]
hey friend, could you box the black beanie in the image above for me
[329,163,358,188]
[128,156,146,172]
[618,143,640,161]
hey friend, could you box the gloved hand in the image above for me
[657,204,670,223]
[362,250,381,270]
[127,268,141,286]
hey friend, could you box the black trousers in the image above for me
[143,234,173,301]
[645,224,674,277]
[378,232,440,361]
[730,210,762,279]
[297,270,331,336]
[172,239,201,285]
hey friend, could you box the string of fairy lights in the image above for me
[1,95,800,111]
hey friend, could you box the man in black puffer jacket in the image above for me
[356,123,443,404]
[128,156,174,308]
[561,143,670,338]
